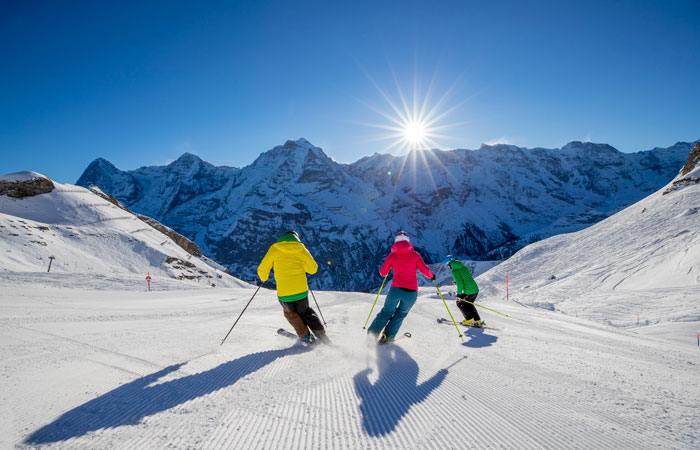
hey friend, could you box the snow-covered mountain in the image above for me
[0,171,247,288]
[478,140,700,330]
[76,138,695,291]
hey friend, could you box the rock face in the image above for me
[0,172,54,198]
[680,141,700,176]
[77,138,695,291]
[663,140,700,195]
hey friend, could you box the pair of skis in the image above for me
[436,317,500,331]
[278,320,496,345]
[276,328,412,344]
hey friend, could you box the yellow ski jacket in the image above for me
[257,233,318,301]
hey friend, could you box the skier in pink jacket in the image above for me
[367,231,435,344]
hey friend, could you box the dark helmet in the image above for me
[284,230,300,239]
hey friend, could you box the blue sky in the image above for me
[1,0,699,183]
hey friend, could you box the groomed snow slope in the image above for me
[0,177,246,288]
[478,169,700,343]
[1,278,698,449]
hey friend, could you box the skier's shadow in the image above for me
[25,343,311,445]
[462,328,498,348]
[353,345,447,437]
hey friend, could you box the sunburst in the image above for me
[358,69,469,155]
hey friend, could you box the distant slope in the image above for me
[0,173,247,288]
[76,138,694,291]
[478,142,700,326]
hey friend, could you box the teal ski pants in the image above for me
[367,286,418,339]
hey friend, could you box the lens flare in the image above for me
[358,69,470,154]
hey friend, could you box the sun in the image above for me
[404,121,426,145]
[358,70,468,154]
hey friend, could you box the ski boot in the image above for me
[377,333,394,345]
[461,319,474,326]
[301,333,317,345]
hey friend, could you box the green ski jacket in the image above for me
[450,260,478,295]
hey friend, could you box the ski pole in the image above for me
[433,280,464,342]
[308,288,327,327]
[220,281,266,346]
[459,297,510,318]
[362,274,388,330]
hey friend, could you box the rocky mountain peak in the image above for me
[76,158,120,186]
[561,141,618,154]
[167,152,206,172]
[252,138,331,171]
[679,140,700,176]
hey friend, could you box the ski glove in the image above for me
[431,275,436,281]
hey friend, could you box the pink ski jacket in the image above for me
[379,241,434,291]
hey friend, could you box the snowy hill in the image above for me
[76,138,694,291]
[478,141,700,335]
[2,275,698,448]
[0,172,248,289]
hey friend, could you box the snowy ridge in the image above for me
[76,138,695,291]
[0,176,247,288]
[477,155,700,334]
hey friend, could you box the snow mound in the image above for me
[0,178,248,288]
[0,171,49,183]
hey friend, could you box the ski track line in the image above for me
[384,360,431,449]
[479,352,644,446]
[262,387,289,450]
[490,322,695,445]
[448,355,668,449]
[231,406,259,450]
[501,354,674,443]
[439,369,575,450]
[423,372,518,450]
[226,406,258,450]
[422,338,601,449]
[14,324,163,369]
[336,370,362,449]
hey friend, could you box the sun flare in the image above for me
[404,121,426,144]
[359,71,469,154]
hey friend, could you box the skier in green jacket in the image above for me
[444,256,483,327]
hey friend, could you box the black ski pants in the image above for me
[279,296,325,338]
[456,293,481,321]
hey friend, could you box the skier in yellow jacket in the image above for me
[258,231,329,344]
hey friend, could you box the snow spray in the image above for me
[146,272,151,291]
